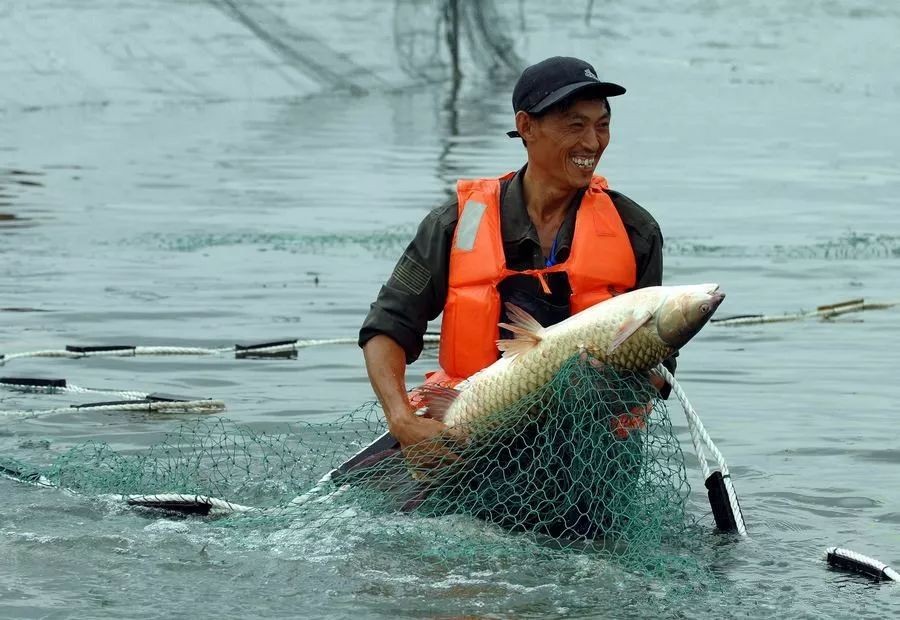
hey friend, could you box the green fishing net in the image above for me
[2,356,700,574]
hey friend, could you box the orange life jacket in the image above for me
[436,172,636,381]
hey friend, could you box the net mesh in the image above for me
[2,356,702,574]
[393,0,523,82]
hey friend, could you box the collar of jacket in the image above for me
[499,165,586,258]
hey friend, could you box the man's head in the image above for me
[508,57,625,190]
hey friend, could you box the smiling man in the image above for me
[359,56,673,454]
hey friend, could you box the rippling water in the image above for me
[2,1,899,617]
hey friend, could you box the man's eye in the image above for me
[570,123,585,130]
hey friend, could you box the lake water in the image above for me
[2,1,899,617]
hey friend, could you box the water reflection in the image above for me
[394,0,522,83]
[436,52,461,198]
[0,168,45,229]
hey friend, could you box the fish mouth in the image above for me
[707,290,725,312]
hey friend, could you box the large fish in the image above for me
[425,283,725,431]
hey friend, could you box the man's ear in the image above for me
[514,111,535,142]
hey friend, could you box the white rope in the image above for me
[654,363,747,536]
[0,335,442,366]
[655,365,727,475]
[1,350,88,362]
[1,381,148,401]
[65,385,149,399]
[0,399,225,419]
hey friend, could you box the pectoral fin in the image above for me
[607,309,653,354]
[416,384,461,423]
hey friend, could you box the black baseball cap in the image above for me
[507,56,625,138]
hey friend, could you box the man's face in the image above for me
[524,98,610,190]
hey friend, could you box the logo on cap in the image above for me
[584,68,598,80]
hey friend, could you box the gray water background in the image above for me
[2,0,899,617]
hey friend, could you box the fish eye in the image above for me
[700,303,710,313]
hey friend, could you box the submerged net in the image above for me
[2,356,702,574]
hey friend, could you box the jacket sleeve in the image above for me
[358,199,456,364]
[608,190,678,396]
[633,222,664,291]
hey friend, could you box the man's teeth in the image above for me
[571,157,595,169]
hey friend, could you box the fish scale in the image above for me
[439,285,723,431]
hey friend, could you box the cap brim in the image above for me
[507,81,625,138]
[531,80,625,114]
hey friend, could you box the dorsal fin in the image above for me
[496,303,544,359]
[415,384,461,423]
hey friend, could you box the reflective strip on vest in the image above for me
[455,200,487,251]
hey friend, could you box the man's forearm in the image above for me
[362,334,414,425]
[363,334,453,450]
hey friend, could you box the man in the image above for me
[359,56,673,456]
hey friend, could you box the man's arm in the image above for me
[363,334,449,448]
[629,213,665,292]
[359,202,455,363]
[359,200,457,447]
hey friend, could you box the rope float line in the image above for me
[0,335,442,366]
[0,399,226,419]
[711,298,897,327]
[0,376,149,400]
[0,376,224,418]
[655,364,747,536]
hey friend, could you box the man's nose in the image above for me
[581,129,600,151]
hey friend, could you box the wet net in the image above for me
[2,356,701,574]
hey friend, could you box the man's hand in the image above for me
[387,406,461,471]
[648,371,667,394]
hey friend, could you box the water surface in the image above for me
[2,1,899,617]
